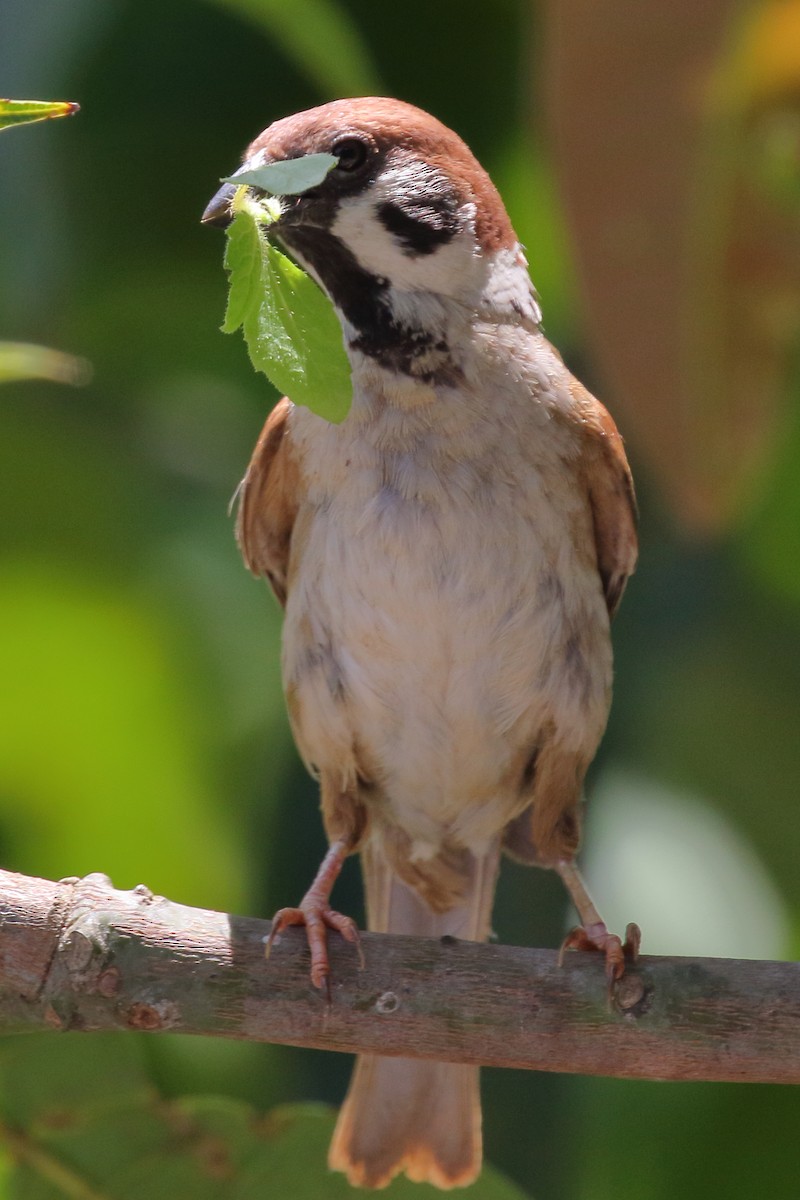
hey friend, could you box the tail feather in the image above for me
[329,836,500,1189]
[328,1056,481,1189]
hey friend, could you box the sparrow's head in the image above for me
[204,98,540,383]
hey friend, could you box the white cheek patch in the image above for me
[332,200,487,297]
[330,159,489,300]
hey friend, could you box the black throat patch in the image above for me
[281,225,463,386]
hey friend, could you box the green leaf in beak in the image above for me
[222,152,338,196]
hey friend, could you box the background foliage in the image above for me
[1,0,799,1196]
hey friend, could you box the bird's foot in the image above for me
[263,838,363,995]
[554,860,641,997]
[559,920,641,995]
[265,901,363,994]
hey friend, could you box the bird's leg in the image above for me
[265,837,363,992]
[555,859,640,988]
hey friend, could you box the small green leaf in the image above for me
[0,99,79,131]
[221,205,352,424]
[223,153,338,196]
[221,212,264,337]
[0,342,90,385]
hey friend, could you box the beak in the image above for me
[202,158,277,228]
[201,180,238,228]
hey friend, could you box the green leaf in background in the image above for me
[0,1035,531,1200]
[202,0,381,96]
[222,203,352,424]
[0,342,90,385]
[224,152,338,196]
[0,98,79,131]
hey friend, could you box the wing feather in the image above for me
[569,378,638,618]
[235,396,299,606]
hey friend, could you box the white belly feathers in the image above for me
[282,372,611,859]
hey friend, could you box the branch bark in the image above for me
[0,867,798,1084]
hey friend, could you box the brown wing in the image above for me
[570,379,638,618]
[501,379,637,868]
[235,397,300,607]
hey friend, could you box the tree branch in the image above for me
[1,867,797,1084]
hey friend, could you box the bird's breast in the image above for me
[282,377,611,853]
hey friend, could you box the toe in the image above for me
[624,922,642,961]
[264,906,304,958]
[262,899,362,988]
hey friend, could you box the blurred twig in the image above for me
[1,867,798,1084]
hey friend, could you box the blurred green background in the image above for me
[1,0,799,1196]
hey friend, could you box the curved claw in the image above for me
[559,920,642,1001]
[265,902,363,991]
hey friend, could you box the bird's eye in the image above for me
[332,138,370,173]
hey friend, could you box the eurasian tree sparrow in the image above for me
[204,97,639,1190]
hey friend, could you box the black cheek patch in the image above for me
[377,199,459,257]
